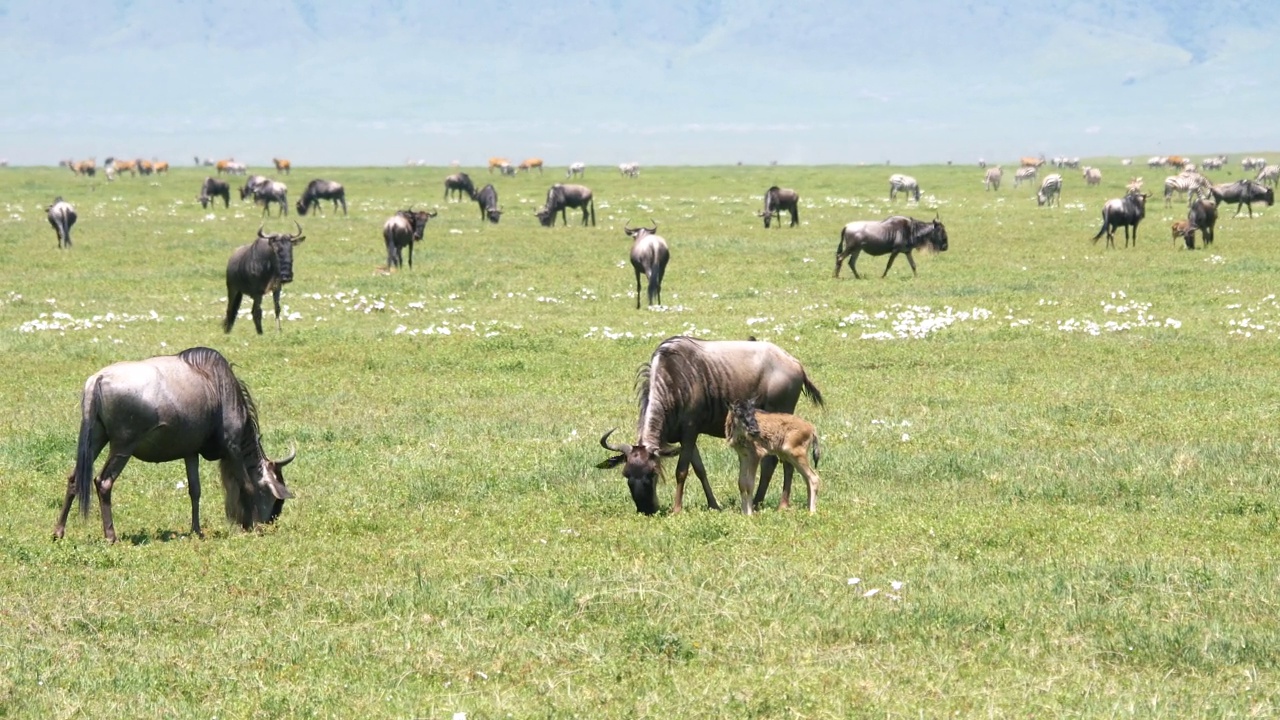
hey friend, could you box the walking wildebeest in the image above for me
[1091,192,1149,248]
[52,346,295,543]
[623,219,669,309]
[252,180,289,217]
[888,174,921,201]
[984,166,1003,191]
[596,336,824,515]
[536,184,595,226]
[295,179,347,216]
[382,209,436,270]
[224,222,306,334]
[198,177,231,209]
[833,215,949,278]
[1188,199,1218,248]
[474,183,502,223]
[444,172,476,202]
[47,197,76,249]
[567,162,585,178]
[759,186,800,228]
[1036,173,1063,207]
[1210,180,1274,217]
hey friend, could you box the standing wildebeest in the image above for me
[474,183,502,223]
[1036,173,1063,207]
[759,186,800,228]
[198,177,231,209]
[382,209,436,270]
[224,222,306,334]
[624,219,669,309]
[47,197,76,249]
[596,336,824,515]
[52,346,295,543]
[888,174,921,201]
[295,179,347,216]
[444,172,476,202]
[536,184,595,226]
[1091,192,1149,248]
[1210,180,1274,217]
[1188,199,1218,248]
[1083,166,1102,186]
[240,174,269,201]
[252,180,289,217]
[984,166,1003,191]
[833,215,949,278]
[273,158,291,174]
[567,162,586,178]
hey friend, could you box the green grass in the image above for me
[2,160,1280,717]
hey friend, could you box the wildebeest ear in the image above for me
[596,455,626,469]
[264,474,294,500]
[291,236,306,245]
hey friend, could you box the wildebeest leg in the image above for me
[223,292,244,333]
[634,269,643,310]
[251,295,265,334]
[54,432,108,539]
[408,240,414,269]
[673,442,720,513]
[750,455,785,510]
[185,455,203,537]
[271,287,283,332]
[849,249,863,279]
[790,208,799,227]
[905,251,918,276]
[340,198,347,216]
[882,252,899,277]
[793,457,820,513]
[737,450,761,515]
[94,450,133,543]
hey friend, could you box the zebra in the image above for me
[1082,167,1102,186]
[1255,165,1279,188]
[1164,173,1208,208]
[888,174,920,201]
[1036,174,1063,207]
[1013,166,1037,188]
[1242,157,1268,172]
[984,166,1002,191]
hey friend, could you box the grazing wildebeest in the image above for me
[567,162,585,178]
[273,157,291,174]
[224,222,306,334]
[474,183,502,223]
[1091,192,1149,248]
[536,184,595,226]
[984,166,1003,191]
[725,399,821,515]
[1036,173,1063,207]
[47,197,76,249]
[443,172,476,201]
[623,219,670,309]
[1014,166,1037,188]
[1188,199,1218,248]
[252,180,289,217]
[382,209,436,270]
[596,336,824,515]
[1210,180,1274,217]
[52,346,295,543]
[295,179,347,216]
[833,215,949,278]
[240,175,269,201]
[759,186,800,228]
[1083,166,1102,186]
[888,174,921,201]
[198,177,231,209]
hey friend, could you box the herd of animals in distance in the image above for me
[29,151,1277,541]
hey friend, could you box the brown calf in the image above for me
[724,399,821,514]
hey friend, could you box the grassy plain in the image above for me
[1,159,1279,718]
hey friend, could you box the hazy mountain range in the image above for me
[2,0,1277,165]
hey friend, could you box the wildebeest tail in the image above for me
[802,373,824,407]
[73,375,103,518]
[811,431,821,469]
[1091,209,1109,241]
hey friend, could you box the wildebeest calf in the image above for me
[724,399,821,514]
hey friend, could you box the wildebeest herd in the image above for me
[40,152,1270,540]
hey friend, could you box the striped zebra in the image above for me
[1036,174,1063,207]
[888,174,920,201]
[1013,166,1037,188]
[1164,172,1209,208]
[984,166,1002,191]
[1242,157,1268,171]
[1255,165,1279,187]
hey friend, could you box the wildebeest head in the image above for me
[486,206,503,223]
[399,209,437,239]
[535,205,555,227]
[259,221,306,283]
[926,218,949,252]
[596,429,679,515]
[254,444,297,524]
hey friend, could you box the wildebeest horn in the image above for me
[648,217,658,233]
[275,443,297,467]
[293,220,303,237]
[257,223,266,238]
[623,218,634,232]
[599,428,631,454]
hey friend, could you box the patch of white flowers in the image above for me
[839,304,994,341]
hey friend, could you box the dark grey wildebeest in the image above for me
[224,222,306,334]
[536,184,595,226]
[295,179,346,216]
[474,183,502,223]
[444,172,476,202]
[53,346,295,543]
[239,175,269,201]
[198,177,231,209]
[833,215,949,278]
[1210,180,1274,217]
[47,197,76,249]
[1091,192,1149,248]
[759,186,800,228]
[623,219,669,309]
[382,209,436,270]
[596,336,823,515]
[251,180,289,217]
[889,174,921,201]
[1187,199,1219,249]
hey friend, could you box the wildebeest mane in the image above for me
[635,337,719,446]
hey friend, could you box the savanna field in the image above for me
[2,160,1280,718]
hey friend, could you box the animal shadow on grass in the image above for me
[122,528,187,545]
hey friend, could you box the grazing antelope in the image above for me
[273,158,292,174]
[488,157,510,174]
[518,158,544,174]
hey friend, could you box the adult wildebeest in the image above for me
[47,197,76,249]
[240,175,269,201]
[888,174,921,201]
[596,336,824,515]
[224,222,306,334]
[1210,180,1274,217]
[1091,192,1149,248]
[833,215,949,278]
[382,209,436,270]
[536,184,595,226]
[295,179,347,216]
[252,180,289,217]
[984,166,1003,191]
[1037,173,1063,207]
[759,186,800,227]
[1188,199,1218,248]
[273,158,292,174]
[567,162,585,178]
[52,346,295,543]
[624,219,669,309]
[1083,166,1102,186]
[474,183,502,223]
[443,172,476,202]
[1014,166,1037,188]
[198,177,231,209]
